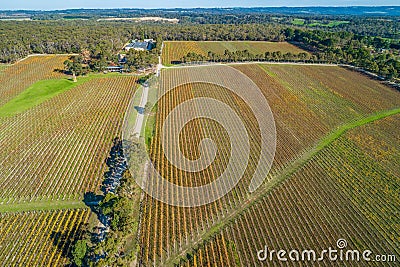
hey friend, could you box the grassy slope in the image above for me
[0,73,126,117]
[0,78,86,117]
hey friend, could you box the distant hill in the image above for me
[1,6,400,20]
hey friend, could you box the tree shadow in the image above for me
[49,221,88,266]
[83,137,127,211]
[53,68,65,74]
[49,137,128,265]
[134,106,145,115]
[101,137,127,195]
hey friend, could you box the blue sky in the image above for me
[0,0,398,10]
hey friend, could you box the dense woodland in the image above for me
[179,28,400,79]
[1,17,399,79]
[2,7,400,37]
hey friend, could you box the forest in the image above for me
[0,10,399,79]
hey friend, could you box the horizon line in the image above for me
[1,5,399,12]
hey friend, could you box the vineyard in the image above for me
[161,41,309,65]
[137,64,400,266]
[0,52,398,266]
[0,55,140,265]
[0,75,138,202]
[0,55,68,106]
[0,64,10,72]
[182,114,400,266]
[0,209,90,266]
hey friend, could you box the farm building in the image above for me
[106,66,123,72]
[125,39,155,51]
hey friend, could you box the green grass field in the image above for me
[292,18,305,25]
[0,72,130,117]
[0,78,87,117]
[308,20,350,27]
[291,18,349,27]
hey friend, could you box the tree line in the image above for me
[0,20,399,79]
[181,50,310,63]
[72,138,146,266]
[288,29,400,79]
